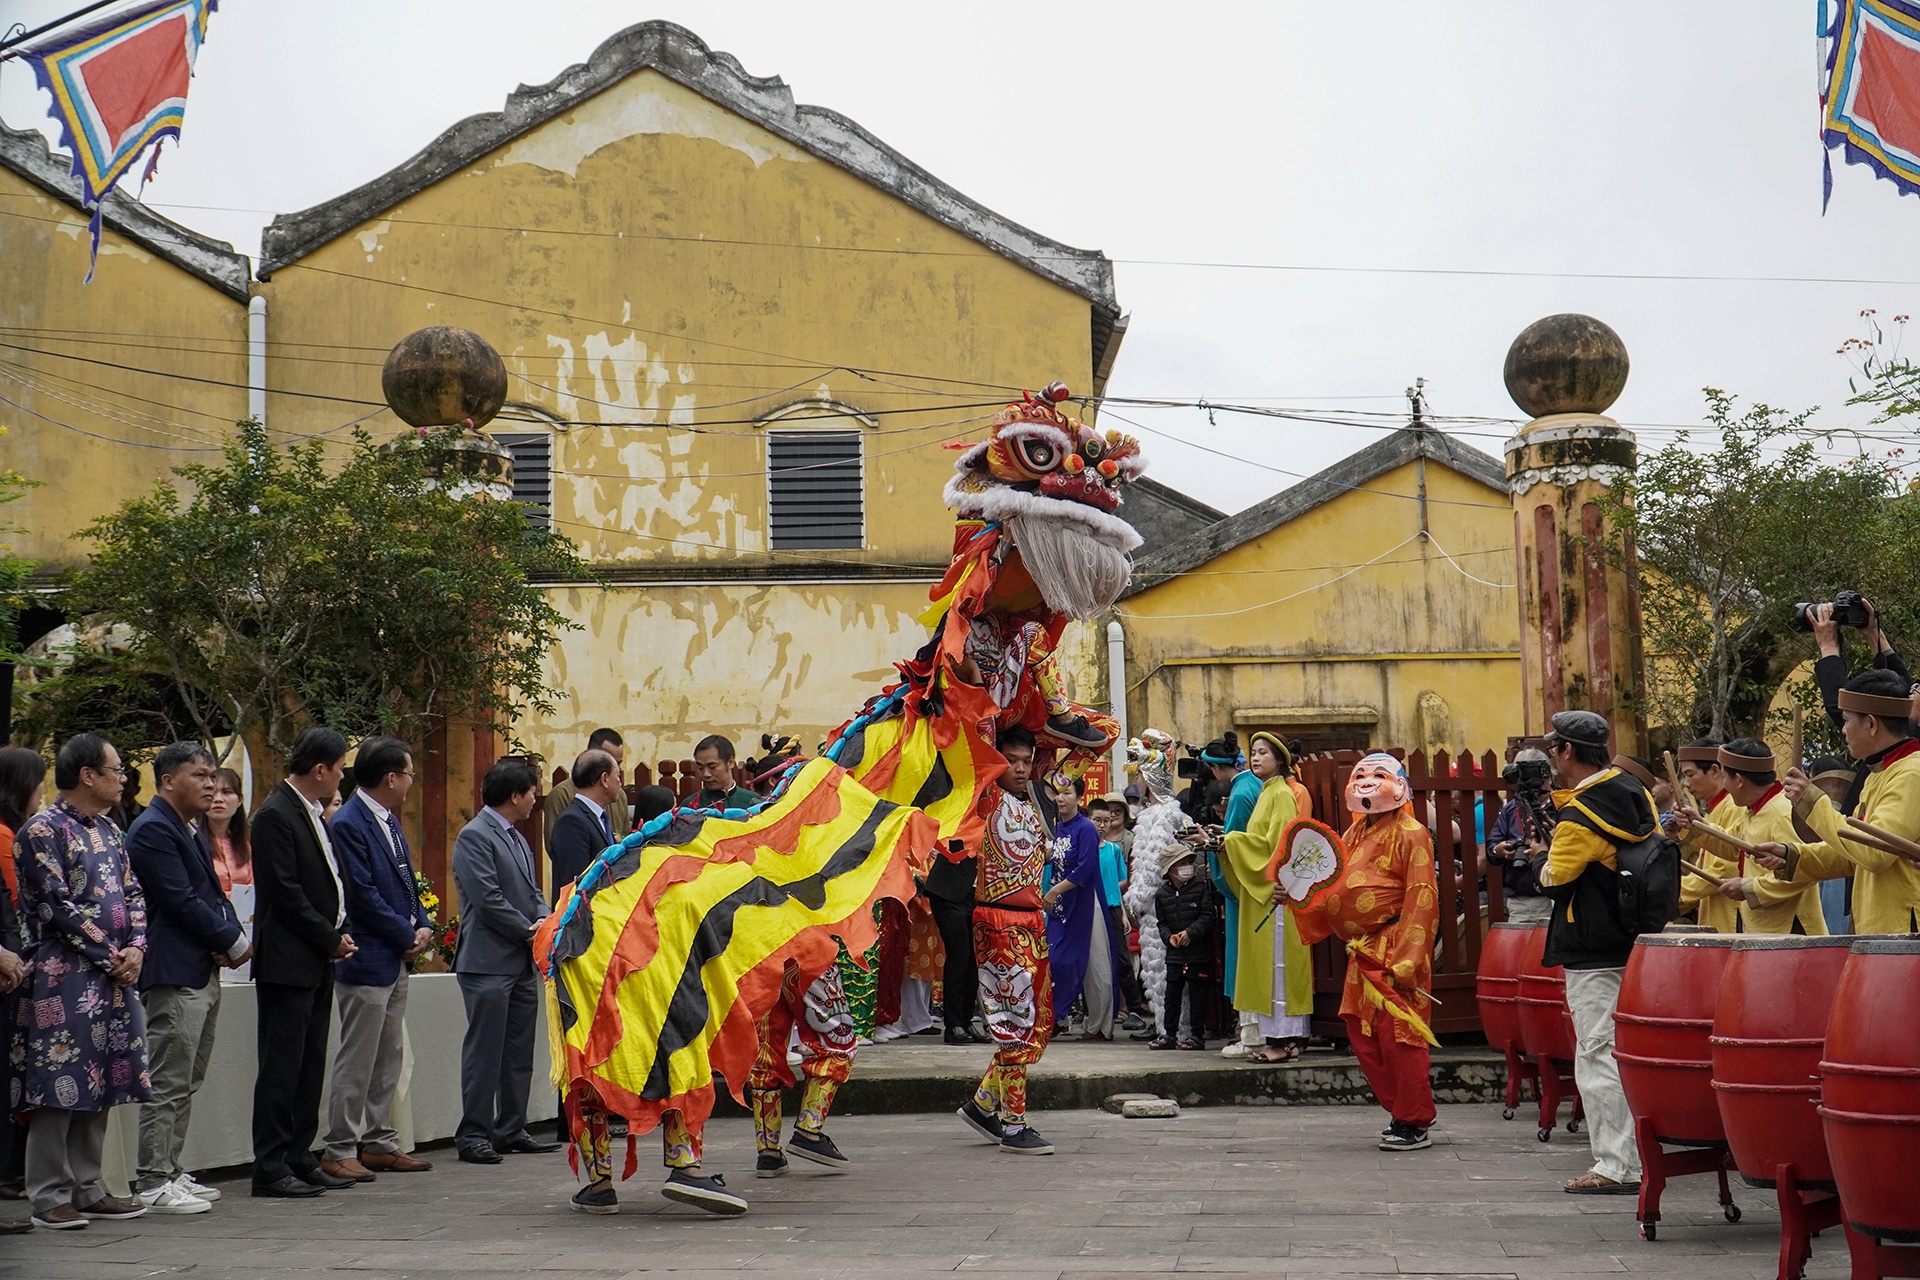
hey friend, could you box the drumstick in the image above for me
[1685,815,1770,858]
[1844,815,1920,863]
[1681,860,1725,887]
[1790,705,1804,775]
[1662,750,1685,800]
[1836,822,1911,861]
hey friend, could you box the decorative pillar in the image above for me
[380,325,518,910]
[1502,314,1646,751]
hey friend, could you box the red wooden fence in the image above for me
[1295,748,1512,1039]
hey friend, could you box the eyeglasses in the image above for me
[90,764,129,779]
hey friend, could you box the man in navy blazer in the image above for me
[450,758,560,1164]
[321,737,435,1182]
[547,749,622,904]
[125,742,245,1213]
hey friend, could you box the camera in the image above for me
[1791,589,1871,633]
[1501,750,1557,847]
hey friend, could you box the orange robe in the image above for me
[1331,811,1440,1048]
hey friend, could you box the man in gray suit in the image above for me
[450,759,561,1164]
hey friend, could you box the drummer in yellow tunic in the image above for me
[1754,671,1920,934]
[1672,739,1741,933]
[1215,732,1312,1062]
[1704,740,1825,934]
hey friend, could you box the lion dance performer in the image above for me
[536,385,1144,1214]
[1288,753,1440,1152]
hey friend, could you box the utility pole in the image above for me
[1408,377,1430,539]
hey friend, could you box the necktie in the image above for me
[600,810,614,845]
[385,813,408,870]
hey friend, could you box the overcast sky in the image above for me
[5,1,1918,511]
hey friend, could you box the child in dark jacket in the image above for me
[1151,849,1218,1050]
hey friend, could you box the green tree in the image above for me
[1609,390,1897,742]
[18,421,586,777]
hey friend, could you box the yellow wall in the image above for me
[0,166,247,569]
[1118,459,1522,754]
[254,68,1101,762]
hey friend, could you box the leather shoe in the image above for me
[359,1148,433,1173]
[457,1143,504,1165]
[252,1175,324,1198]
[497,1135,563,1155]
[296,1166,356,1190]
[320,1156,376,1183]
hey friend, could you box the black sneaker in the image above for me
[956,1099,1004,1144]
[1046,713,1109,748]
[660,1168,748,1215]
[569,1183,619,1215]
[1379,1122,1432,1152]
[999,1126,1055,1156]
[755,1152,789,1179]
[788,1129,850,1169]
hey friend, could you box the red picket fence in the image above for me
[1295,748,1512,1040]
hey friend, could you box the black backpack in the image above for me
[1614,830,1681,937]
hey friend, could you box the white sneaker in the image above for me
[136,1182,210,1215]
[173,1174,221,1202]
[1220,1041,1249,1059]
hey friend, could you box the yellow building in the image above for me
[239,21,1127,780]
[0,123,251,573]
[1113,426,1522,756]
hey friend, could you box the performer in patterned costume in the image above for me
[955,727,1059,1155]
[746,960,856,1177]
[537,386,1144,1214]
[1288,753,1440,1152]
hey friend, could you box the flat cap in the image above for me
[1543,709,1610,748]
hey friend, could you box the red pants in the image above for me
[1344,1014,1436,1129]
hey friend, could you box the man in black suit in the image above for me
[125,742,246,1213]
[249,728,357,1198]
[547,750,622,904]
[451,759,559,1164]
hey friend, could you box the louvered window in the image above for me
[768,431,863,549]
[491,432,553,528]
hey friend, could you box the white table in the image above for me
[101,971,556,1193]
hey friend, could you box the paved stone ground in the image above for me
[0,1102,1849,1280]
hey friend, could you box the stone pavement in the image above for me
[0,1102,1849,1280]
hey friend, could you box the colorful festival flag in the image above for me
[1822,0,1920,208]
[17,0,218,278]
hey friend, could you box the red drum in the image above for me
[1476,923,1534,1056]
[1820,937,1920,1247]
[1714,935,1855,1280]
[1618,931,1738,1147]
[1517,942,1576,1063]
[1712,935,1854,1190]
[1478,923,1544,1119]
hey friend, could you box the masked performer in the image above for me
[1290,753,1440,1151]
[539,387,1143,1215]
[745,960,857,1178]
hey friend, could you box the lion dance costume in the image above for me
[535,384,1145,1211]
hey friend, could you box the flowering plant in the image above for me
[409,871,443,973]
[436,915,460,967]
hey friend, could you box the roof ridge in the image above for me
[256,19,1115,308]
[0,121,251,301]
[1122,427,1508,596]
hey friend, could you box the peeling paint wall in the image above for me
[256,67,1098,760]
[0,167,248,570]
[1118,461,1522,753]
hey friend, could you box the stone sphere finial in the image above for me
[1502,314,1629,419]
[381,327,508,429]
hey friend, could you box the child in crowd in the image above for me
[1149,847,1217,1051]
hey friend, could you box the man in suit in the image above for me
[542,728,629,850]
[452,759,561,1164]
[548,749,621,904]
[249,727,357,1198]
[126,742,247,1215]
[321,737,434,1183]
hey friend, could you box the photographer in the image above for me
[1486,749,1556,925]
[1534,710,1657,1197]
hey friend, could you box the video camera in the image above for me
[1790,589,1871,633]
